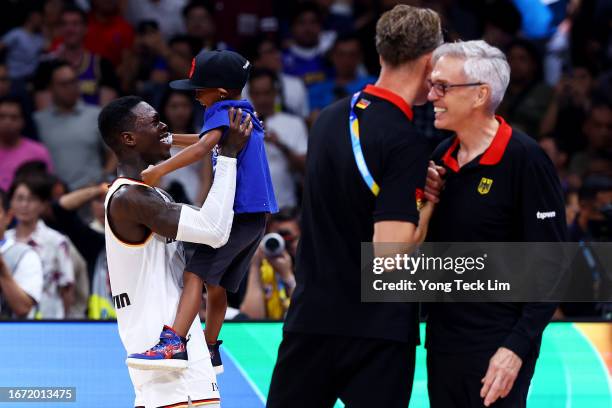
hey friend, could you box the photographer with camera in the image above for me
[240,210,299,320]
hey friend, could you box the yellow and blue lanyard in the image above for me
[349,92,379,196]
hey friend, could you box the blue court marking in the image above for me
[1,322,265,408]
[217,348,265,408]
[1,322,133,407]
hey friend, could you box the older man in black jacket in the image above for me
[424,40,567,408]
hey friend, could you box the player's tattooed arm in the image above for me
[109,184,183,241]
[110,156,236,247]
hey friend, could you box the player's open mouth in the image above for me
[159,132,173,146]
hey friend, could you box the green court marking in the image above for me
[529,324,574,407]
[530,323,611,407]
[410,325,430,408]
[220,323,283,398]
[221,323,612,407]
[564,325,612,408]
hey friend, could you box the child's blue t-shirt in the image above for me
[201,99,278,214]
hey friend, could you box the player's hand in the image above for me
[424,160,446,203]
[219,108,253,158]
[480,347,523,406]
[141,165,162,187]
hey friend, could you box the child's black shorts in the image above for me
[185,212,266,293]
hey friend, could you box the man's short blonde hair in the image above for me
[376,5,443,67]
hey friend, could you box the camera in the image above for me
[261,233,285,257]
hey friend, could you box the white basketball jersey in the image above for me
[104,178,207,387]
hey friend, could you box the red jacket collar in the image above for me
[362,84,413,121]
[441,115,513,172]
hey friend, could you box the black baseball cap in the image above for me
[169,50,251,90]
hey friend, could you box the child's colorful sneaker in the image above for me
[126,325,188,370]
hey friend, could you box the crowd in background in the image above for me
[0,0,610,320]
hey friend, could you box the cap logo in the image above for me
[243,61,250,69]
[189,58,196,79]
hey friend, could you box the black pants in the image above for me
[267,331,416,408]
[427,350,537,408]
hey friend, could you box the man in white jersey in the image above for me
[98,96,252,408]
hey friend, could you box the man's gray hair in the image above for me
[432,40,510,112]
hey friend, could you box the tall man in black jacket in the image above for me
[268,5,443,408]
[424,40,567,408]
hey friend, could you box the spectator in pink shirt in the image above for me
[0,97,53,191]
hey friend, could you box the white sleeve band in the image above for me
[176,156,236,247]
